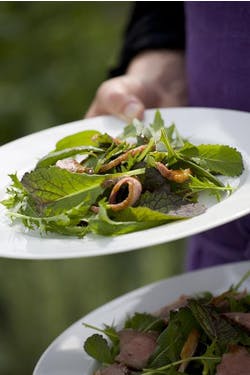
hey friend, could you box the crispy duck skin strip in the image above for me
[155,162,191,183]
[99,145,148,173]
[178,328,200,373]
[108,176,142,212]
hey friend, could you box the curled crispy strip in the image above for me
[99,145,147,173]
[155,162,191,183]
[108,176,142,212]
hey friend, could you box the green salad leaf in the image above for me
[1,110,244,238]
[84,334,114,364]
[36,145,103,168]
[55,129,101,150]
[194,144,244,176]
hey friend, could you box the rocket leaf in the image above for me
[194,144,244,176]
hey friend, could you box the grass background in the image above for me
[0,3,185,374]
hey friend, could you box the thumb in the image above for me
[85,77,145,121]
[122,97,145,121]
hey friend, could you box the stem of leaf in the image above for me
[142,355,221,374]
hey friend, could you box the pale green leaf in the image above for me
[195,144,244,176]
[55,130,101,150]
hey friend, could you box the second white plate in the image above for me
[33,261,250,375]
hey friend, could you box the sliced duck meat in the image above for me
[108,177,142,212]
[115,329,158,370]
[216,346,250,375]
[222,312,250,332]
[94,363,130,375]
[153,294,189,321]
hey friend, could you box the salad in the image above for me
[84,271,250,375]
[1,111,244,237]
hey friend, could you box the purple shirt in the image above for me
[185,2,250,269]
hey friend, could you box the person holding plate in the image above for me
[85,2,250,270]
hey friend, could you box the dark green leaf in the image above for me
[83,334,113,364]
[125,313,166,333]
[149,308,200,368]
[188,299,241,351]
[21,167,106,216]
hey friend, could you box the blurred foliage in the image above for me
[0,2,185,375]
[0,1,130,144]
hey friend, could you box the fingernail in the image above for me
[124,101,143,120]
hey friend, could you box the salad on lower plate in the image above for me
[83,271,250,375]
[1,110,244,237]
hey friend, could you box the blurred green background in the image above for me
[0,2,185,374]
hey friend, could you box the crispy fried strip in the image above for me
[108,176,142,212]
[155,162,191,183]
[99,145,147,173]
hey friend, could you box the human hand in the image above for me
[85,50,187,121]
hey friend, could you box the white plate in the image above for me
[1,107,250,259]
[33,261,250,375]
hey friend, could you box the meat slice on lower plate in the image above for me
[115,329,158,370]
[94,363,130,375]
[216,346,250,375]
[153,294,189,321]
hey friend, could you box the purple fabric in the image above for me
[185,2,250,111]
[185,2,250,270]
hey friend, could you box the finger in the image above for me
[85,78,145,121]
